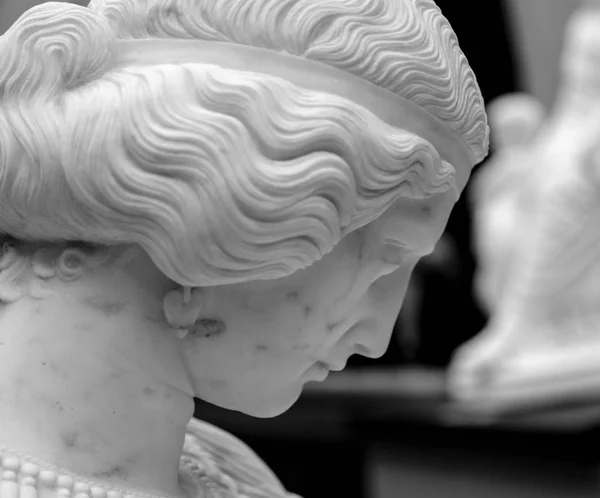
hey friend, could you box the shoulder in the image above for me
[181,418,301,498]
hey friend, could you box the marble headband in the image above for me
[116,39,476,190]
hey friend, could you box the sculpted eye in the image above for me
[380,241,408,266]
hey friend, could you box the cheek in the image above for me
[257,305,317,356]
[181,295,322,401]
[220,292,314,358]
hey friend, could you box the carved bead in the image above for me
[2,470,18,482]
[20,468,39,498]
[57,475,75,498]
[74,483,92,495]
[57,475,75,490]
[21,479,39,498]
[0,448,177,498]
[22,476,37,487]
[21,463,40,478]
[39,470,58,487]
[90,487,107,498]
[2,456,21,471]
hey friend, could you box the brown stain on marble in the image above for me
[61,431,82,449]
[285,290,313,318]
[286,291,300,301]
[193,318,226,339]
[44,362,60,375]
[418,202,433,218]
[60,431,79,449]
[326,320,343,334]
[93,466,130,480]
[82,296,127,317]
[254,344,269,352]
[124,452,141,466]
[143,312,167,325]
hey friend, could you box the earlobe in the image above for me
[163,286,205,338]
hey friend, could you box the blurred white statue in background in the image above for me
[449,1,600,414]
[470,94,546,315]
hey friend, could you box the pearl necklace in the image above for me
[0,446,169,498]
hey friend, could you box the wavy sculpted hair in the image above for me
[0,0,488,299]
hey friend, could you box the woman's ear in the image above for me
[163,286,206,338]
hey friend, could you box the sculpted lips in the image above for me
[318,361,345,372]
[303,362,330,382]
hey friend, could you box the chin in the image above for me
[242,405,292,419]
[236,387,303,419]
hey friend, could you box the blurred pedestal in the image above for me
[195,367,600,498]
[367,441,597,498]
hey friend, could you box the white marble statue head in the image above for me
[0,0,488,418]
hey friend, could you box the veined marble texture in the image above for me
[0,0,487,497]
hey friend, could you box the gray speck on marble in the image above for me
[81,296,127,317]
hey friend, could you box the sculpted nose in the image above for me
[354,342,388,360]
[346,318,395,360]
[347,262,417,360]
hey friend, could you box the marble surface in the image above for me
[0,0,487,496]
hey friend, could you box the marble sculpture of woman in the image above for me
[449,2,600,414]
[468,93,545,315]
[0,0,488,496]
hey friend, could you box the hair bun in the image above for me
[0,2,116,101]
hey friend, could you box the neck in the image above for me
[0,255,194,498]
